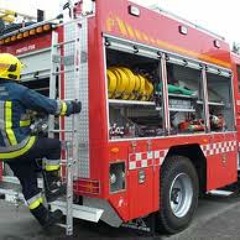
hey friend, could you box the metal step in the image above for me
[208,189,234,196]
[2,176,44,188]
[0,186,104,224]
[50,200,104,223]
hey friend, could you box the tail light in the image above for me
[74,179,100,195]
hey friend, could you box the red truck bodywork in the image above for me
[0,0,239,229]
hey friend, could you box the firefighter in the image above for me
[0,53,81,228]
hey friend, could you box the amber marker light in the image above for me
[36,26,43,33]
[0,23,53,45]
[11,35,16,41]
[17,33,23,40]
[110,147,120,154]
[202,138,208,143]
[23,31,29,38]
[43,24,51,31]
[4,37,10,43]
[29,29,36,36]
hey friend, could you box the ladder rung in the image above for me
[56,223,67,229]
[60,161,67,164]
[54,39,79,47]
[60,161,77,165]
[62,98,78,101]
[49,130,74,133]
[51,69,75,75]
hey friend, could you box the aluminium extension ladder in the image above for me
[47,16,82,235]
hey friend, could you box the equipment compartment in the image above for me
[165,62,204,133]
[105,41,234,140]
[206,72,234,131]
[106,48,162,139]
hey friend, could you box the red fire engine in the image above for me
[0,0,240,235]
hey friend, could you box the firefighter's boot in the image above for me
[43,171,66,202]
[31,203,63,228]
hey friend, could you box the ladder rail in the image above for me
[66,17,82,236]
[48,31,59,139]
[66,141,74,235]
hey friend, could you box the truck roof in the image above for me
[147,5,225,41]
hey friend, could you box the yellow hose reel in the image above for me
[109,67,127,98]
[107,69,117,98]
[145,78,154,100]
[119,67,136,100]
[135,74,145,100]
[107,67,154,101]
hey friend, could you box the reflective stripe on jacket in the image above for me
[0,80,71,160]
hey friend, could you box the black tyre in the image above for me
[156,155,199,234]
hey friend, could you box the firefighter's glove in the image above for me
[67,101,82,116]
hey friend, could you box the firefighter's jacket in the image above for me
[0,79,71,159]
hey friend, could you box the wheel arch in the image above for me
[162,144,207,195]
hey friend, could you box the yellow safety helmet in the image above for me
[0,53,23,81]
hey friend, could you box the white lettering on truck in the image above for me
[16,44,36,54]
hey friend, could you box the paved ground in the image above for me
[1,193,240,240]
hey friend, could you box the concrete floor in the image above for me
[1,193,240,240]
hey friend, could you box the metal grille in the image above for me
[63,18,90,178]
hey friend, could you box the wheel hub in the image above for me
[169,173,193,218]
[171,187,180,204]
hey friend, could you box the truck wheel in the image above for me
[156,155,199,234]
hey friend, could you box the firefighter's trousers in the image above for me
[6,137,61,224]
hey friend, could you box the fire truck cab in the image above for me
[0,0,239,235]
